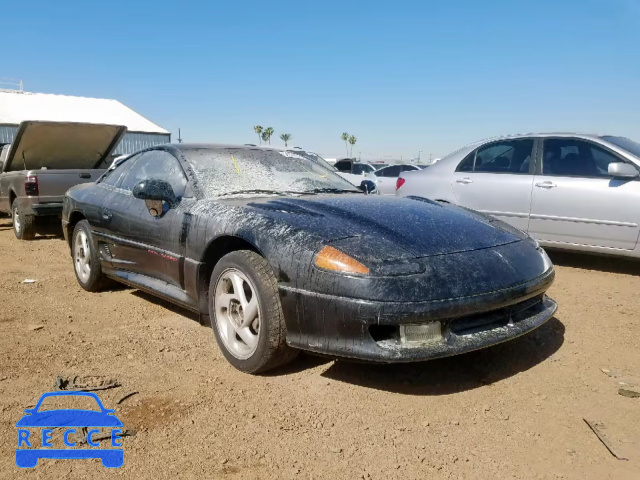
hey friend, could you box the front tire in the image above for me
[209,250,298,373]
[72,220,107,292]
[12,201,36,240]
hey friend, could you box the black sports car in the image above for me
[62,144,557,373]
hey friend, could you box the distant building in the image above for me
[0,90,170,155]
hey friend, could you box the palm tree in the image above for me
[261,131,269,144]
[348,135,357,158]
[280,133,292,147]
[264,127,275,145]
[341,132,349,157]
[254,125,263,145]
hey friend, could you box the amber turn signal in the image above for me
[314,246,369,274]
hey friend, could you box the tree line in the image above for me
[252,126,358,157]
[253,126,292,147]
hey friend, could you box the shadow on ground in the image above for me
[0,218,64,240]
[319,317,565,395]
[547,250,640,275]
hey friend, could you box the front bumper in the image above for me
[280,268,557,362]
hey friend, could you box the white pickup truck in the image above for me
[0,121,127,239]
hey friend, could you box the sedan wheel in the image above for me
[74,230,92,284]
[71,220,108,292]
[209,250,298,373]
[214,268,261,359]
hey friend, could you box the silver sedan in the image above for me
[397,133,640,258]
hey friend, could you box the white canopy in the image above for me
[0,90,169,134]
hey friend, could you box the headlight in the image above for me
[314,246,369,274]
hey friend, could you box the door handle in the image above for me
[101,209,112,221]
[535,181,557,189]
[456,177,473,184]
[79,173,91,179]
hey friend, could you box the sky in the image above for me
[2,0,640,161]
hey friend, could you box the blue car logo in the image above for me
[15,391,124,468]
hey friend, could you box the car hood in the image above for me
[235,194,525,262]
[16,410,123,428]
[5,121,127,171]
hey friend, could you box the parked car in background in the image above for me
[397,133,640,258]
[0,121,126,239]
[63,143,555,374]
[333,158,377,185]
[365,164,421,195]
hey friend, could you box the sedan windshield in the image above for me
[601,136,640,159]
[184,148,361,198]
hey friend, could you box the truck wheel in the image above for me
[12,202,36,240]
[72,220,107,292]
[209,250,298,374]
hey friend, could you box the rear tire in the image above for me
[209,250,298,373]
[12,201,36,240]
[72,220,107,292]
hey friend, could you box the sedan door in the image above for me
[450,139,536,232]
[99,150,190,288]
[528,138,640,250]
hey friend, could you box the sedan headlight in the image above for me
[314,246,370,274]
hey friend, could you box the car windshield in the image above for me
[184,148,361,198]
[601,136,640,158]
[36,395,102,412]
[352,163,375,175]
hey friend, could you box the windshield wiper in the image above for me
[303,187,362,194]
[217,189,304,197]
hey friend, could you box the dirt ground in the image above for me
[0,216,639,480]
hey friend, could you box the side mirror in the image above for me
[608,162,639,178]
[133,179,178,217]
[359,179,377,194]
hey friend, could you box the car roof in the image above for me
[465,132,607,147]
[169,143,310,153]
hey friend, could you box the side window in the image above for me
[542,139,626,177]
[334,160,351,172]
[382,165,402,177]
[402,165,419,172]
[100,154,140,187]
[591,146,624,176]
[474,140,533,174]
[456,141,533,174]
[456,151,475,172]
[120,150,188,196]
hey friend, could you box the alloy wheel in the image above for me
[74,230,92,283]
[214,268,261,359]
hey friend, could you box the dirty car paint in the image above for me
[62,144,557,363]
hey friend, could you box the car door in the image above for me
[450,138,536,232]
[528,137,640,250]
[100,149,190,288]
